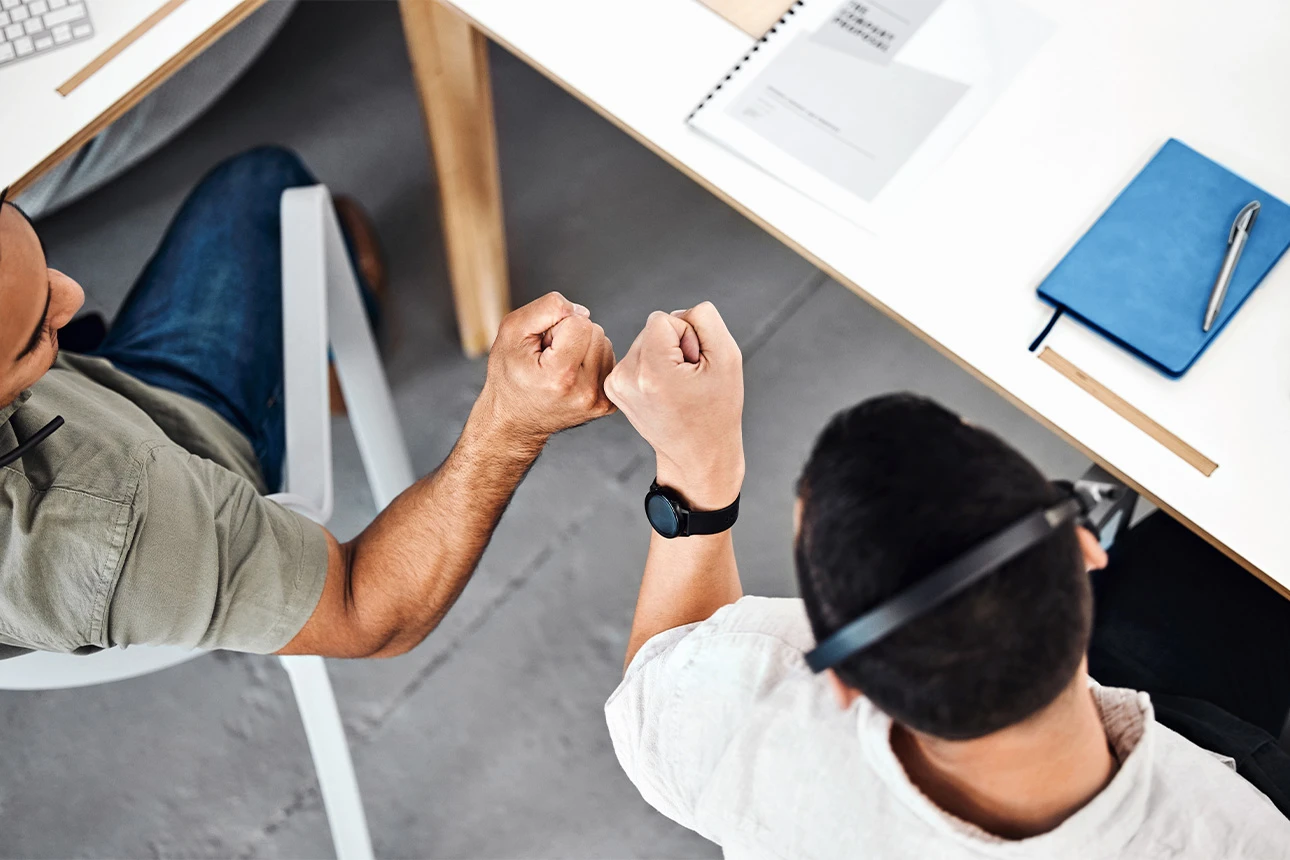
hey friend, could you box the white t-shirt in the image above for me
[605,596,1290,859]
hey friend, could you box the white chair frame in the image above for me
[0,185,415,860]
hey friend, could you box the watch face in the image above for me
[646,491,682,538]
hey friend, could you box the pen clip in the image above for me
[1229,201,1261,244]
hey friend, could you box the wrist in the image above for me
[469,387,548,460]
[654,451,744,511]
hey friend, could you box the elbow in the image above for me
[343,609,426,659]
[335,544,425,659]
[360,628,420,659]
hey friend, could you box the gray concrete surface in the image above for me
[0,2,1086,857]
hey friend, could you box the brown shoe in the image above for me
[328,196,387,415]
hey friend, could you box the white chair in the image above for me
[0,185,415,860]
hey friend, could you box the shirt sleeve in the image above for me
[604,596,817,839]
[106,443,330,653]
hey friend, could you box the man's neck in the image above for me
[890,676,1116,839]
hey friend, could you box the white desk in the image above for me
[445,0,1290,591]
[0,1,260,188]
[1,0,512,356]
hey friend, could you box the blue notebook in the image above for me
[1036,139,1290,377]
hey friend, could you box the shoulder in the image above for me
[606,597,830,762]
[618,596,818,700]
[1131,724,1290,858]
[604,597,839,837]
[663,595,817,654]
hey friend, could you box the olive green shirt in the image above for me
[0,354,329,658]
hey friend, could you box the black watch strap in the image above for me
[651,480,740,536]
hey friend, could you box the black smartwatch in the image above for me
[644,480,740,539]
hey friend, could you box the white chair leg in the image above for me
[323,200,416,508]
[276,185,412,860]
[281,185,416,511]
[279,655,374,860]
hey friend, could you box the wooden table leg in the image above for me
[398,0,510,357]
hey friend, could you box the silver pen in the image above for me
[1203,200,1261,332]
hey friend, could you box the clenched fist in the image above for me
[477,292,617,450]
[605,302,744,509]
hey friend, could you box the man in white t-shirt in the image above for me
[602,303,1290,858]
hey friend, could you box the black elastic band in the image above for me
[0,415,64,469]
[804,499,1081,673]
[1029,306,1064,352]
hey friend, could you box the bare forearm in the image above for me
[622,449,745,669]
[601,301,747,672]
[625,530,742,670]
[285,394,544,658]
[282,292,618,659]
[350,393,542,655]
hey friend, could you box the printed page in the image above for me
[811,0,946,66]
[689,0,1054,229]
[729,34,967,201]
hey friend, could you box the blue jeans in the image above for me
[93,146,373,491]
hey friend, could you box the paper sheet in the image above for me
[689,0,1054,228]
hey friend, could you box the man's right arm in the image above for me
[604,303,747,670]
[280,292,616,658]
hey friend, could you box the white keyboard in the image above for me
[0,0,93,67]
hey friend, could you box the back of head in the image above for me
[794,394,1090,741]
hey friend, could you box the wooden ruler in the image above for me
[1038,348,1217,476]
[13,1,264,194]
[59,0,190,96]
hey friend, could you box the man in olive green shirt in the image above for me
[0,148,616,659]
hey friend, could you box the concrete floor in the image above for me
[1,3,1088,857]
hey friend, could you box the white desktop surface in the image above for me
[446,0,1290,586]
[0,0,251,190]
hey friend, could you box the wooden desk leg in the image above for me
[398,0,510,357]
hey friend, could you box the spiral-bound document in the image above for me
[689,0,1054,229]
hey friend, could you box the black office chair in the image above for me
[1067,463,1139,551]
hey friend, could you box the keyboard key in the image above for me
[23,16,42,33]
[0,11,8,26]
[0,0,19,10]
[51,21,68,41]
[70,21,88,37]
[4,22,21,38]
[13,34,32,55]
[49,0,66,6]
[29,0,47,14]
[42,2,82,26]
[0,42,12,61]
[9,4,25,20]
[32,33,50,49]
